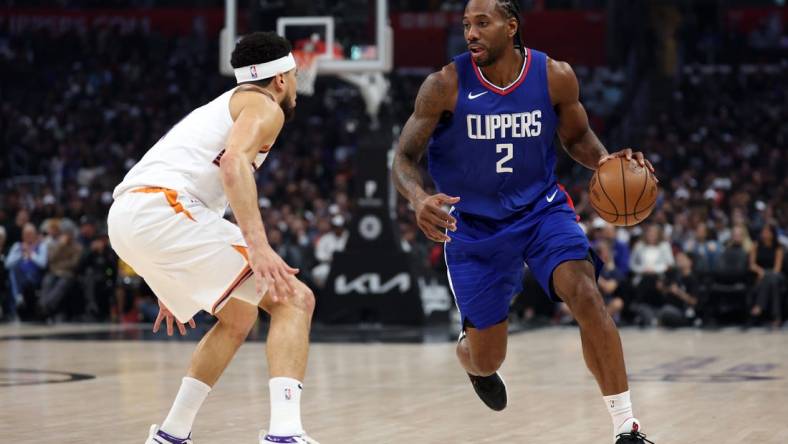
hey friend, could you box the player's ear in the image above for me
[508,17,518,39]
[274,72,287,91]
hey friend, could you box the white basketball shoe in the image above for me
[145,425,193,444]
[259,430,320,443]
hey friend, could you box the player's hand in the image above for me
[599,148,658,182]
[153,299,196,336]
[413,193,460,243]
[249,244,299,303]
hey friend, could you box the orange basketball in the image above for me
[589,157,658,227]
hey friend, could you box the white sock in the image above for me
[603,390,634,434]
[268,377,304,436]
[160,377,211,438]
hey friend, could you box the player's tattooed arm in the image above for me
[548,58,609,170]
[393,65,460,243]
[393,66,456,205]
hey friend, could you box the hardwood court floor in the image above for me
[2,324,788,443]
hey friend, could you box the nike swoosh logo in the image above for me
[546,189,559,202]
[468,91,488,100]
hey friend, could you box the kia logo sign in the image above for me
[335,273,411,295]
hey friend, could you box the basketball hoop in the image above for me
[293,48,319,96]
[293,34,346,96]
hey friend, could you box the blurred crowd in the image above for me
[1,17,786,328]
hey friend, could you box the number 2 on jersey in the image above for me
[496,143,513,173]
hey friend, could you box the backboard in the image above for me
[220,0,392,77]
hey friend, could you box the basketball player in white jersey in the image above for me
[107,32,319,444]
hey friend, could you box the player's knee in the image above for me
[266,284,315,316]
[472,352,505,376]
[562,278,605,323]
[470,344,506,376]
[294,286,316,315]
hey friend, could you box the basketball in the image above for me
[589,157,658,226]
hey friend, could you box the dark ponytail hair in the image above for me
[496,0,524,52]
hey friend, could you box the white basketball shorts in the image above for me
[107,187,264,323]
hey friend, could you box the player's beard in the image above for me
[281,100,296,122]
[475,43,505,67]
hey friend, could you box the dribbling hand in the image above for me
[413,193,460,243]
[249,244,299,303]
[599,148,658,183]
[153,299,196,336]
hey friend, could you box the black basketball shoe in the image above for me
[467,371,508,411]
[615,421,655,443]
[458,330,507,411]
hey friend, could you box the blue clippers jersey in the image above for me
[427,48,559,220]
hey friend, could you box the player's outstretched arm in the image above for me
[550,58,656,174]
[223,90,298,301]
[393,67,459,243]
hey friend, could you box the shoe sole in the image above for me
[468,372,508,411]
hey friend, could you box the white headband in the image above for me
[234,53,296,84]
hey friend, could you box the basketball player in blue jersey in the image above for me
[393,1,657,443]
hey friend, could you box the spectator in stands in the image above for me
[748,224,785,328]
[6,209,30,248]
[727,220,753,253]
[629,224,675,326]
[77,216,98,249]
[312,214,349,288]
[630,224,675,277]
[715,225,751,279]
[592,218,630,275]
[39,225,83,320]
[704,224,752,325]
[115,259,144,323]
[268,228,306,280]
[279,218,316,285]
[4,223,47,320]
[79,232,118,321]
[658,252,702,327]
[40,218,63,254]
[594,240,625,323]
[683,223,720,273]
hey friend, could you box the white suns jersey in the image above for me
[113,87,273,215]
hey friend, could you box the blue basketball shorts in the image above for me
[444,185,603,330]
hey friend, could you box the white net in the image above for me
[294,49,319,96]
